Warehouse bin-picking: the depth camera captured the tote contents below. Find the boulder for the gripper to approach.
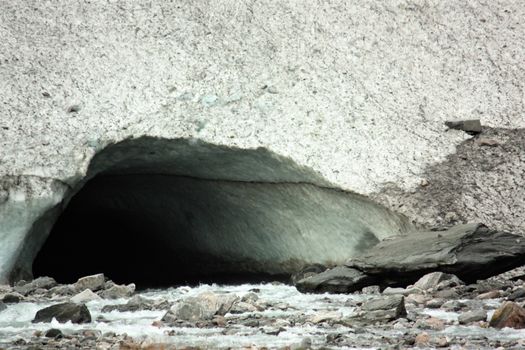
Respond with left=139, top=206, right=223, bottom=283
left=14, top=277, right=57, bottom=296
left=162, top=292, right=238, bottom=324
left=99, top=283, right=135, bottom=299
left=348, top=224, right=525, bottom=284
left=458, top=310, right=487, bottom=324
left=32, top=302, right=91, bottom=324
left=489, top=302, right=525, bottom=329
left=44, top=328, right=63, bottom=338
left=74, top=274, right=105, bottom=292
left=413, top=272, right=463, bottom=291
left=507, top=288, right=525, bottom=301
left=2, top=292, right=23, bottom=304
left=357, top=295, right=407, bottom=322
left=296, top=224, right=525, bottom=293
left=70, top=289, right=101, bottom=304
left=295, top=266, right=375, bottom=294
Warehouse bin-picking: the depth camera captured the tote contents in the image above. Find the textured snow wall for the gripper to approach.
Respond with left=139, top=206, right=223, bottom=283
left=2, top=137, right=413, bottom=285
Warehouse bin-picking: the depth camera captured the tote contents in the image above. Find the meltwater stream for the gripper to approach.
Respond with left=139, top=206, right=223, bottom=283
left=1, top=283, right=525, bottom=349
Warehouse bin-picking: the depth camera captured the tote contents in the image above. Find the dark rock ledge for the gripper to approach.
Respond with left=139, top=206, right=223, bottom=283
left=296, top=223, right=525, bottom=293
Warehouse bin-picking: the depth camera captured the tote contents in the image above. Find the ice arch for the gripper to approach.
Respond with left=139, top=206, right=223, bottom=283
left=17, top=137, right=412, bottom=286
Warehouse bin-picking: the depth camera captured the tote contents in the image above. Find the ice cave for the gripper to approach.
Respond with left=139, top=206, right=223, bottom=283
left=17, top=137, right=413, bottom=287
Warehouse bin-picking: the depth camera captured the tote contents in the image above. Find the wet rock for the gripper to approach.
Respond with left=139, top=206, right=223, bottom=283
left=0, top=301, right=6, bottom=312
left=33, top=302, right=91, bottom=324
left=295, top=266, right=374, bottom=293
left=48, top=284, right=76, bottom=297
left=70, top=289, right=101, bottom=304
left=477, top=290, right=501, bottom=299
left=102, top=295, right=169, bottom=312
left=44, top=328, right=63, bottom=338
left=99, top=283, right=135, bottom=299
left=2, top=292, right=23, bottom=303
left=405, top=294, right=427, bottom=305
left=308, top=310, right=342, bottom=324
left=458, top=310, right=487, bottom=324
left=358, top=295, right=407, bottom=322
left=507, top=288, right=525, bottom=301
left=413, top=272, right=464, bottom=291
left=229, top=301, right=258, bottom=314
left=435, top=288, right=460, bottom=299
left=162, top=292, right=238, bottom=323
left=415, top=316, right=446, bottom=331
left=240, top=292, right=259, bottom=303
left=425, top=298, right=445, bottom=308
left=445, top=119, right=482, bottom=134
left=74, top=273, right=105, bottom=292
left=290, top=264, right=327, bottom=284
left=441, top=300, right=464, bottom=311
left=383, top=287, right=420, bottom=295
left=489, top=302, right=525, bottom=329
left=14, top=276, right=57, bottom=296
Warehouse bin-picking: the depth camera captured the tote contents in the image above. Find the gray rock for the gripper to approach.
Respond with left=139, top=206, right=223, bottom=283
left=346, top=223, right=525, bottom=285
left=458, top=310, right=487, bottom=324
left=32, top=302, right=91, bottom=324
left=0, top=301, right=6, bottom=312
left=435, top=288, right=460, bottom=299
left=162, top=292, right=238, bottom=323
left=290, top=264, right=327, bottom=285
left=441, top=300, right=464, bottom=311
left=507, top=288, right=525, bottom=301
left=241, top=292, right=259, bottom=303
left=70, top=289, right=101, bottom=304
left=2, top=292, right=23, bottom=304
left=229, top=301, right=259, bottom=314
left=295, top=266, right=375, bottom=293
left=44, top=328, right=63, bottom=338
left=413, top=272, right=463, bottom=291
left=14, top=277, right=57, bottom=296
left=297, top=224, right=525, bottom=293
left=74, top=274, right=105, bottom=292
left=99, top=284, right=135, bottom=299
left=445, top=119, right=482, bottom=134
left=358, top=295, right=407, bottom=322
left=102, top=295, right=169, bottom=313
left=425, top=298, right=445, bottom=309
left=48, top=285, right=76, bottom=297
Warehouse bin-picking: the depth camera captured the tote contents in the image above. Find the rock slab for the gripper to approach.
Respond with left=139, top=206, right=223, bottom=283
left=297, top=223, right=525, bottom=293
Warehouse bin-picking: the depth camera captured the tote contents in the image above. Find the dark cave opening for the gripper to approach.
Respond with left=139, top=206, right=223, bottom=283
left=32, top=174, right=289, bottom=288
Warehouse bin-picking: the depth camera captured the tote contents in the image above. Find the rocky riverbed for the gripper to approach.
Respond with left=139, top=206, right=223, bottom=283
left=1, top=268, right=525, bottom=350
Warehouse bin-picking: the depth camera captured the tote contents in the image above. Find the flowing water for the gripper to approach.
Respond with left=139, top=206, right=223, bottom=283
left=1, top=283, right=525, bottom=349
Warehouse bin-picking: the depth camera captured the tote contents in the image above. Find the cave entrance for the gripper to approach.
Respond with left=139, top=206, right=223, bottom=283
left=30, top=137, right=412, bottom=288
left=32, top=174, right=292, bottom=288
